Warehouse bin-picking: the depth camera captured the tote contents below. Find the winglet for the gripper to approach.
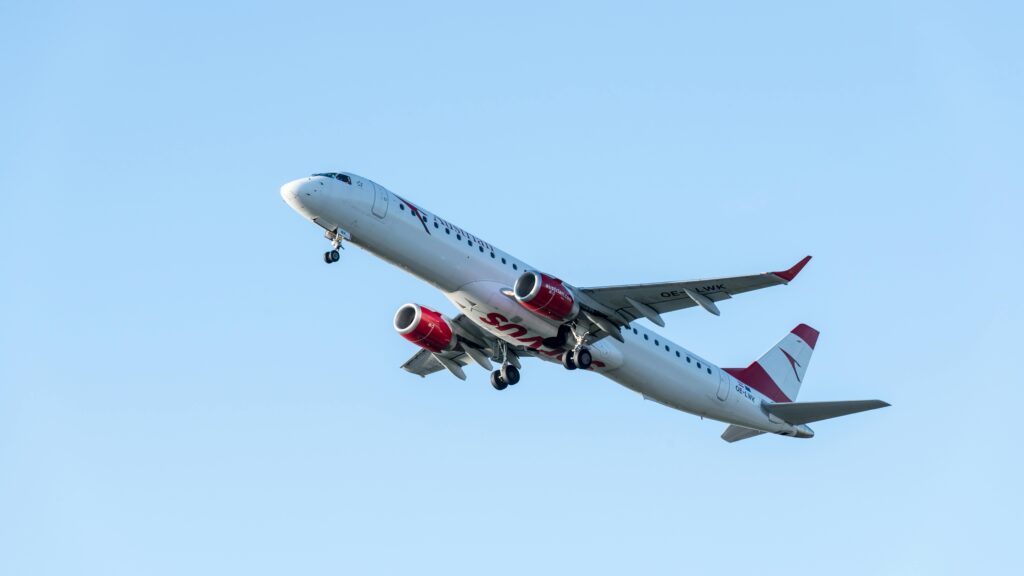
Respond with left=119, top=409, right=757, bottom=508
left=773, top=255, right=812, bottom=283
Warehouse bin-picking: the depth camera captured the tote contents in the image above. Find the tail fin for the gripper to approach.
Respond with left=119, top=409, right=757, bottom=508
left=724, top=324, right=819, bottom=403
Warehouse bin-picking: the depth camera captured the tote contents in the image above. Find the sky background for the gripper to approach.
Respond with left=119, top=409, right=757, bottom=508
left=2, top=1, right=1022, bottom=574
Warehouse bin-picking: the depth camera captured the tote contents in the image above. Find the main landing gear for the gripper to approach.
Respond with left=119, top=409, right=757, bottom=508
left=561, top=346, right=593, bottom=371
left=323, top=229, right=344, bottom=264
left=560, top=323, right=593, bottom=371
left=490, top=363, right=520, bottom=391
left=490, top=342, right=521, bottom=391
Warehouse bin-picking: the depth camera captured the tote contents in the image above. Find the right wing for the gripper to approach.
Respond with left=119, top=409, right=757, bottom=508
left=579, top=256, right=812, bottom=327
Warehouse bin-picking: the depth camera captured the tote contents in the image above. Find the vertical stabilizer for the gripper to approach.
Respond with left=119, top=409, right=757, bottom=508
left=724, top=324, right=818, bottom=402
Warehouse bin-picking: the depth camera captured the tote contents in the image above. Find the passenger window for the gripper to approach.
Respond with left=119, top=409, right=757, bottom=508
left=643, top=334, right=649, bottom=341
left=697, top=362, right=702, bottom=369
left=633, top=328, right=638, bottom=334
left=399, top=204, right=406, bottom=210
left=665, top=345, right=669, bottom=352
left=654, top=339, right=659, bottom=346
left=434, top=222, right=439, bottom=228
left=675, top=351, right=680, bottom=357
left=513, top=263, right=518, bottom=270
left=445, top=228, right=450, bottom=234
left=457, top=234, right=462, bottom=240
left=707, top=367, right=712, bottom=374
left=490, top=252, right=495, bottom=258
left=468, top=240, right=473, bottom=246
left=501, top=257, right=506, bottom=264
left=479, top=246, right=484, bottom=253
left=686, top=357, right=691, bottom=363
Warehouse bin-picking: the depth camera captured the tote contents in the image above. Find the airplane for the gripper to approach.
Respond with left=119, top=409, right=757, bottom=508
left=280, top=172, right=889, bottom=442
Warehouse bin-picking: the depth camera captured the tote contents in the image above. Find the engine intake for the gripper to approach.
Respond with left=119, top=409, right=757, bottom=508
left=394, top=303, right=456, bottom=353
left=513, top=271, right=579, bottom=322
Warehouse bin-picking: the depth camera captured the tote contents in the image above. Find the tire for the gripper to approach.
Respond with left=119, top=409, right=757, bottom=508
left=501, top=364, right=520, bottom=385
left=324, top=251, right=333, bottom=264
left=574, top=347, right=593, bottom=370
left=490, top=371, right=508, bottom=390
left=330, top=249, right=341, bottom=262
left=562, top=353, right=577, bottom=371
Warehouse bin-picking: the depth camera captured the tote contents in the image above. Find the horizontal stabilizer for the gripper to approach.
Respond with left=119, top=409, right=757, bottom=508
left=721, top=425, right=766, bottom=443
left=764, top=400, right=890, bottom=425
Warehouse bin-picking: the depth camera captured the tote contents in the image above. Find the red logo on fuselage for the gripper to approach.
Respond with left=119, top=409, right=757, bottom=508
left=479, top=312, right=605, bottom=368
left=395, top=194, right=432, bottom=235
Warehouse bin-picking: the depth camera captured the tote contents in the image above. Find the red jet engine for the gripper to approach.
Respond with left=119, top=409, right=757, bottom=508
left=393, top=303, right=457, bottom=353
left=513, top=271, right=580, bottom=322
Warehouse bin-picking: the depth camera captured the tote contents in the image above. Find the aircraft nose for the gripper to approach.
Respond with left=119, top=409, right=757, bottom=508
left=280, top=177, right=316, bottom=216
left=280, top=178, right=304, bottom=205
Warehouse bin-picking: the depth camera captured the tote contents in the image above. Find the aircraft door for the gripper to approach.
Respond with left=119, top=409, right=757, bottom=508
left=371, top=183, right=389, bottom=218
left=716, top=370, right=730, bottom=401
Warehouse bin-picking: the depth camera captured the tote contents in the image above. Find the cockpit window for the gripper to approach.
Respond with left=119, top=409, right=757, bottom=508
left=312, top=173, right=352, bottom=184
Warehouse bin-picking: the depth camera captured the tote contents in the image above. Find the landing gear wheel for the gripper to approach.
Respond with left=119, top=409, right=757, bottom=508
left=573, top=347, right=593, bottom=370
left=501, top=364, right=520, bottom=385
left=324, top=251, right=333, bottom=264
left=562, top=353, right=577, bottom=371
left=490, top=370, right=508, bottom=391
left=323, top=250, right=340, bottom=264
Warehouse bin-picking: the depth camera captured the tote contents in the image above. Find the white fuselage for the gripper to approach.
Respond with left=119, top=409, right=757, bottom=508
left=281, top=173, right=809, bottom=437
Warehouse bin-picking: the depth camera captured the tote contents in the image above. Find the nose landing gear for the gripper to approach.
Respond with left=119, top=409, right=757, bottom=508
left=322, top=228, right=345, bottom=264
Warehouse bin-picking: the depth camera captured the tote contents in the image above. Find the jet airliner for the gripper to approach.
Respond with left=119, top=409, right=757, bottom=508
left=281, top=172, right=888, bottom=442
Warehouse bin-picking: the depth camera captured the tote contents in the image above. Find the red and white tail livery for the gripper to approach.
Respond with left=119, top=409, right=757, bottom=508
left=724, top=324, right=819, bottom=404
left=281, top=172, right=889, bottom=442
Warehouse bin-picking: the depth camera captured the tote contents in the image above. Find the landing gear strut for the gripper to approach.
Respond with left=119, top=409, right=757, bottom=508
left=323, top=229, right=344, bottom=264
left=561, top=323, right=593, bottom=371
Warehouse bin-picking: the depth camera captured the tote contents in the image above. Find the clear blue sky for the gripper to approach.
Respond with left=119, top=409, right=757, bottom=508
left=2, top=1, right=1022, bottom=574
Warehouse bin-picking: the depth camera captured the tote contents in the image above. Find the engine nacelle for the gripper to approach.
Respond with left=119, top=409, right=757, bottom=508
left=393, top=303, right=456, bottom=353
left=513, top=271, right=579, bottom=322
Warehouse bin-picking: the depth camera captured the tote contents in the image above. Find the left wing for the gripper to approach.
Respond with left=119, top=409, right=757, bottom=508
left=399, top=313, right=523, bottom=379
left=400, top=348, right=469, bottom=378
left=579, top=256, right=811, bottom=327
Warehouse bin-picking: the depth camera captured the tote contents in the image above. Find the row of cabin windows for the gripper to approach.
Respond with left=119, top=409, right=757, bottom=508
left=398, top=202, right=520, bottom=270
left=632, top=327, right=713, bottom=375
